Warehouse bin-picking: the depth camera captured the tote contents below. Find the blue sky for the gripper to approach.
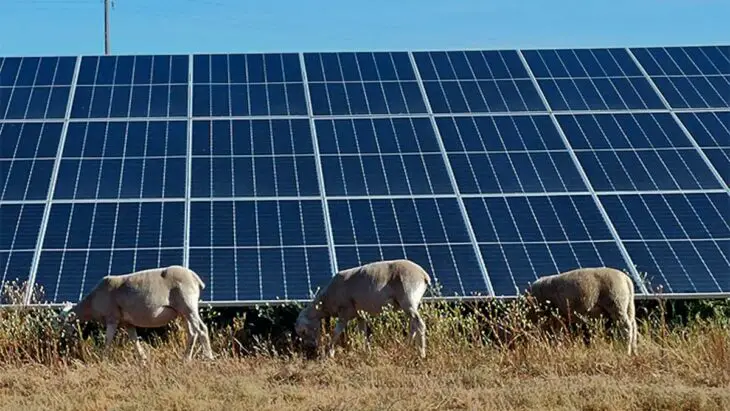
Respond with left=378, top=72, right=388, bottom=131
left=1, top=0, right=728, bottom=56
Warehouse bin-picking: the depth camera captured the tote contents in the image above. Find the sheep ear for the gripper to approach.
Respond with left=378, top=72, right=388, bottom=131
left=59, top=302, right=73, bottom=318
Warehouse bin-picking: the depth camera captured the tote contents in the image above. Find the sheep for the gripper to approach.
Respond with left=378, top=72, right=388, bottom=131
left=59, top=265, right=214, bottom=361
left=295, top=259, right=431, bottom=359
left=525, top=266, right=638, bottom=355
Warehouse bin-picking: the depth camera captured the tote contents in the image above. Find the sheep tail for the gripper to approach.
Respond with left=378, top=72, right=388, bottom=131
left=422, top=268, right=432, bottom=285
left=191, top=269, right=206, bottom=291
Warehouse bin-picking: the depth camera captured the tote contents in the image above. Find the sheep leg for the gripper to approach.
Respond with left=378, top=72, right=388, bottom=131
left=183, top=316, right=198, bottom=361
left=103, top=321, right=118, bottom=355
left=173, top=287, right=215, bottom=361
left=328, top=318, right=349, bottom=358
left=125, top=326, right=147, bottom=362
left=407, top=308, right=426, bottom=359
left=357, top=316, right=371, bottom=342
left=187, top=310, right=214, bottom=360
left=617, top=312, right=635, bottom=355
left=194, top=313, right=214, bottom=360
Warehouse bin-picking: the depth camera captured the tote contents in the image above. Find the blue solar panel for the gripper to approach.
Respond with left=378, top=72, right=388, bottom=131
left=304, top=52, right=427, bottom=115
left=676, top=111, right=729, bottom=186
left=413, top=50, right=545, bottom=113
left=0, top=204, right=45, bottom=296
left=599, top=193, right=729, bottom=293
left=54, top=120, right=187, bottom=199
left=0, top=57, right=75, bottom=120
left=556, top=112, right=724, bottom=191
left=193, top=53, right=307, bottom=117
left=522, top=48, right=665, bottom=111
left=2, top=46, right=728, bottom=306
left=315, top=117, right=453, bottom=195
left=191, top=119, right=319, bottom=197
left=71, top=55, right=188, bottom=118
left=188, top=200, right=332, bottom=301
left=631, top=46, right=730, bottom=109
left=435, top=115, right=587, bottom=193
left=0, top=122, right=63, bottom=201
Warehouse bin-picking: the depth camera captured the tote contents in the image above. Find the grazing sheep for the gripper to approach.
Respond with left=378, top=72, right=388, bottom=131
left=526, top=267, right=638, bottom=355
left=59, top=265, right=214, bottom=361
left=295, top=259, right=431, bottom=359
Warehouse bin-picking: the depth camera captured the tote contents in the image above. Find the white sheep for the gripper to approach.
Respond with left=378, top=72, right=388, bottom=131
left=295, top=259, right=431, bottom=359
left=526, top=266, right=638, bottom=355
left=59, top=265, right=214, bottom=361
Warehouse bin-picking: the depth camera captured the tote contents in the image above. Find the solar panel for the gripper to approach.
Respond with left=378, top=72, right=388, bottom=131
left=304, top=52, right=427, bottom=115
left=0, top=57, right=75, bottom=120
left=556, top=112, right=724, bottom=191
left=71, top=55, right=189, bottom=118
left=0, top=45, right=727, bottom=306
left=190, top=119, right=319, bottom=197
left=521, top=48, right=665, bottom=111
left=435, top=115, right=586, bottom=193
left=193, top=53, right=307, bottom=116
left=0, top=122, right=63, bottom=201
left=630, top=46, right=730, bottom=109
left=316, top=117, right=453, bottom=196
left=0, top=204, right=45, bottom=298
left=675, top=111, right=730, bottom=186
left=412, top=50, right=545, bottom=113
left=54, top=120, right=187, bottom=199
left=599, top=193, right=729, bottom=293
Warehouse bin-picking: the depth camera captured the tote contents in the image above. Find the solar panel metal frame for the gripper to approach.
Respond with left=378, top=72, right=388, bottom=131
left=0, top=45, right=727, bottom=307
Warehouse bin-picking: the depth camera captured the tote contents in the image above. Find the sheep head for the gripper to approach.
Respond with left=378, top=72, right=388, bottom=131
left=295, top=289, right=326, bottom=348
left=295, top=305, right=322, bottom=346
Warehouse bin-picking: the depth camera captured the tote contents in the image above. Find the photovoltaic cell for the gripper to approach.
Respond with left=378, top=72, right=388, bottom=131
left=631, top=46, right=730, bottom=109
left=522, top=48, right=665, bottom=111
left=0, top=121, right=62, bottom=201
left=191, top=119, right=319, bottom=197
left=556, top=112, right=724, bottom=191
left=315, top=117, right=453, bottom=195
left=0, top=57, right=75, bottom=120
left=54, top=121, right=187, bottom=199
left=192, top=53, right=307, bottom=116
left=676, top=111, right=730, bottom=186
left=413, top=50, right=545, bottom=113
left=435, top=115, right=586, bottom=193
left=463, top=195, right=632, bottom=296
left=71, top=55, right=189, bottom=118
left=304, top=52, right=427, bottom=115
left=188, top=200, right=332, bottom=301
left=600, top=193, right=730, bottom=293
left=35, top=201, right=185, bottom=302
left=0, top=204, right=45, bottom=299
left=327, top=197, right=488, bottom=297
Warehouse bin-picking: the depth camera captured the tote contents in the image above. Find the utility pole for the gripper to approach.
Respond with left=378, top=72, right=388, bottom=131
left=104, top=0, right=111, bottom=55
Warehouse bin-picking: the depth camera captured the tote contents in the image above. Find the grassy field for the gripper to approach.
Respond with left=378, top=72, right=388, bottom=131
left=0, top=281, right=728, bottom=411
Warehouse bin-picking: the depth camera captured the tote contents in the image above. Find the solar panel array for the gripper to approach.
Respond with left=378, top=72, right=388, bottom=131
left=0, top=45, right=728, bottom=306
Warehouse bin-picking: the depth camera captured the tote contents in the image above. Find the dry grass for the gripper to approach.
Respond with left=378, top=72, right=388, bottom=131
left=0, top=280, right=728, bottom=411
